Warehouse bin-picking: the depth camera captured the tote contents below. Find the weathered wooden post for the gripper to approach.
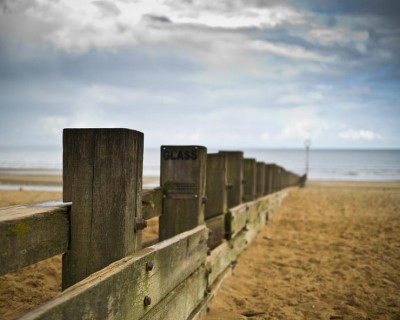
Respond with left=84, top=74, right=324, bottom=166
left=205, top=153, right=227, bottom=219
left=243, top=158, right=256, bottom=202
left=219, top=151, right=244, bottom=208
left=205, top=153, right=227, bottom=249
left=159, top=145, right=207, bottom=241
left=255, top=162, right=265, bottom=198
left=62, top=128, right=144, bottom=289
left=271, top=164, right=278, bottom=193
left=276, top=166, right=283, bottom=191
left=264, top=164, right=273, bottom=195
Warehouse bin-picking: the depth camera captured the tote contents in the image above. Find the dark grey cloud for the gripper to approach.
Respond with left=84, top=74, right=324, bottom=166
left=93, top=1, right=121, bottom=17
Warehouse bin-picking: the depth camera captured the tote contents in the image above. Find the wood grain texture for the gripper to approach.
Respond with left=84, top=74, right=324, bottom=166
left=0, top=201, right=69, bottom=276
left=206, top=241, right=231, bottom=287
left=205, top=214, right=225, bottom=250
left=219, top=151, right=243, bottom=209
left=62, top=128, right=144, bottom=289
left=0, top=187, right=162, bottom=276
left=243, top=158, right=256, bottom=202
left=225, top=203, right=248, bottom=240
left=159, top=146, right=207, bottom=241
left=189, top=267, right=232, bottom=320
left=204, top=153, right=227, bottom=219
left=255, top=161, right=265, bottom=197
left=264, top=163, right=274, bottom=195
left=142, top=188, right=162, bottom=220
left=141, top=266, right=207, bottom=320
left=20, top=226, right=208, bottom=320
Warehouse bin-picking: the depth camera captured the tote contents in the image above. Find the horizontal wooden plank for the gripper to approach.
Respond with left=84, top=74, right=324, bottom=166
left=0, top=187, right=161, bottom=275
left=205, top=214, right=225, bottom=250
left=0, top=201, right=70, bottom=276
left=256, top=193, right=272, bottom=214
left=225, top=203, right=248, bottom=240
left=20, top=225, right=208, bottom=320
left=142, top=188, right=162, bottom=220
left=141, top=266, right=207, bottom=320
left=246, top=200, right=259, bottom=224
left=189, top=266, right=233, bottom=320
left=206, top=241, right=231, bottom=286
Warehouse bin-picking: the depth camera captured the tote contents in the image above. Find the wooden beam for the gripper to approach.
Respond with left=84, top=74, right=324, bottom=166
left=62, top=128, right=144, bottom=289
left=189, top=266, right=232, bottom=320
left=204, top=153, right=227, bottom=219
left=219, top=151, right=243, bottom=208
left=264, top=164, right=274, bottom=195
left=0, top=186, right=161, bottom=276
left=225, top=203, right=248, bottom=240
left=159, top=145, right=207, bottom=241
left=206, top=241, right=231, bottom=286
left=0, top=201, right=69, bottom=276
left=141, top=266, right=207, bottom=320
left=142, top=188, right=162, bottom=220
left=20, top=226, right=208, bottom=320
left=255, top=161, right=265, bottom=197
left=243, top=158, right=256, bottom=202
left=205, top=214, right=225, bottom=250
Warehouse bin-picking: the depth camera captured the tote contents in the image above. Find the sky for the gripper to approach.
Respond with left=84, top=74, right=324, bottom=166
left=0, top=0, right=399, bottom=149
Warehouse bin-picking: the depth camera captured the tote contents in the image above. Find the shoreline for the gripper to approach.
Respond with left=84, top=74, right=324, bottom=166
left=0, top=171, right=160, bottom=190
left=1, top=171, right=398, bottom=189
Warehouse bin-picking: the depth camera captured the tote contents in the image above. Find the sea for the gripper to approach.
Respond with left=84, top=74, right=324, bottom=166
left=0, top=146, right=399, bottom=190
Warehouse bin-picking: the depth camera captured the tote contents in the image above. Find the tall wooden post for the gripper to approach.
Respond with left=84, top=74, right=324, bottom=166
left=255, top=161, right=265, bottom=198
left=62, top=128, right=143, bottom=289
left=276, top=166, right=282, bottom=191
left=205, top=153, right=227, bottom=219
left=271, top=164, right=277, bottom=193
left=264, top=164, right=273, bottom=195
left=219, top=151, right=243, bottom=208
left=243, top=158, right=256, bottom=202
left=159, top=145, right=207, bottom=241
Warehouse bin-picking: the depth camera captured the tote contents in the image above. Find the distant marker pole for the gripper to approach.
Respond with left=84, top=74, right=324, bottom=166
left=304, top=139, right=311, bottom=177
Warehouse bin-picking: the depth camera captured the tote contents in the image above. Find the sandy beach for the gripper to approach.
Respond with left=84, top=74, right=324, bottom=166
left=205, top=181, right=400, bottom=320
left=1, top=180, right=399, bottom=319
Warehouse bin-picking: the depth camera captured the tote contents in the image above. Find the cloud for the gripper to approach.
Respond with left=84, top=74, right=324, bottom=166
left=249, top=39, right=331, bottom=61
left=278, top=106, right=328, bottom=141
left=339, top=129, right=381, bottom=141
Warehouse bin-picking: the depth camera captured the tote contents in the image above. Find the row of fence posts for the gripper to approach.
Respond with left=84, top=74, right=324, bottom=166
left=61, top=129, right=302, bottom=290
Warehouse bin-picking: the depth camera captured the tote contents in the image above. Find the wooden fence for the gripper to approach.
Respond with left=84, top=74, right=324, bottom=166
left=0, top=128, right=304, bottom=320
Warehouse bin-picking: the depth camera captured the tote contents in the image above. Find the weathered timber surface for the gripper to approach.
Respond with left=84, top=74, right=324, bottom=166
left=0, top=201, right=69, bottom=276
left=20, top=226, right=208, bottom=320
left=243, top=158, right=256, bottom=202
left=255, top=161, right=265, bottom=197
left=225, top=203, right=248, bottom=240
left=219, top=151, right=243, bottom=208
left=264, top=164, right=274, bottom=195
left=256, top=193, right=272, bottom=215
left=142, top=188, right=162, bottom=219
left=141, top=266, right=207, bottom=320
left=159, top=145, right=207, bottom=240
left=205, top=153, right=227, bottom=219
left=246, top=200, right=260, bottom=225
left=62, top=128, right=144, bottom=289
left=205, top=214, right=225, bottom=250
left=189, top=267, right=232, bottom=320
left=206, top=241, right=231, bottom=286
left=0, top=187, right=161, bottom=276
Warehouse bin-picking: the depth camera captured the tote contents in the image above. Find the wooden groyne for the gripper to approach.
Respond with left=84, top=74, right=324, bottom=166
left=0, top=128, right=304, bottom=319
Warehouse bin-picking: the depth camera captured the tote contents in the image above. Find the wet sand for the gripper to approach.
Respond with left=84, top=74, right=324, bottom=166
left=1, top=180, right=399, bottom=319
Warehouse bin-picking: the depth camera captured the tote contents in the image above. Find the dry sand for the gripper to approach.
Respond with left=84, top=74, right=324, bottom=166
left=1, top=181, right=399, bottom=319
left=205, top=182, right=400, bottom=320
